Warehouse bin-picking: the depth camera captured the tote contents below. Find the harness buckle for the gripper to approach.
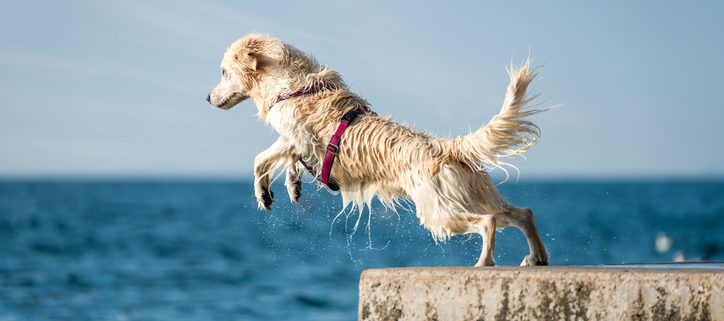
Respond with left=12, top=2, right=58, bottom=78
left=341, top=109, right=361, bottom=122
left=327, top=143, right=338, bottom=155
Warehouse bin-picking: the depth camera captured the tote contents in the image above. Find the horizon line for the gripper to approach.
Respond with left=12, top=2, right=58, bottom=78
left=1, top=173, right=723, bottom=183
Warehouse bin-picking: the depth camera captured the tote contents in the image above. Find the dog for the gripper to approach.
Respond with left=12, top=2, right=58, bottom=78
left=207, top=34, right=548, bottom=266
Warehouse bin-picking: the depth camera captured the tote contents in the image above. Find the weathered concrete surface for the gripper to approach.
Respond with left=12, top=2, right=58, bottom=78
left=359, top=265, right=723, bottom=321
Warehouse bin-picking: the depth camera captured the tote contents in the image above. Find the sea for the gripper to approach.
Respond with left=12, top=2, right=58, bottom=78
left=1, top=179, right=722, bottom=320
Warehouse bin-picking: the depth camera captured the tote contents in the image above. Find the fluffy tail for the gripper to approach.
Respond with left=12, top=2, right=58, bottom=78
left=447, top=59, right=546, bottom=179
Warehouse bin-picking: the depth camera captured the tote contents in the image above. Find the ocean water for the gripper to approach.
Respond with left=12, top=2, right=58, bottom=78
left=0, top=179, right=722, bottom=320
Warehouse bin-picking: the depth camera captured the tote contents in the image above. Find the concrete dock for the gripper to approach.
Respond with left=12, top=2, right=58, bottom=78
left=358, top=263, right=723, bottom=321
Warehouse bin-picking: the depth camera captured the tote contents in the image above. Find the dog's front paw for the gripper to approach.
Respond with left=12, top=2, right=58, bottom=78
left=286, top=179, right=301, bottom=203
left=257, top=189, right=274, bottom=210
left=255, top=183, right=274, bottom=210
left=285, top=165, right=303, bottom=203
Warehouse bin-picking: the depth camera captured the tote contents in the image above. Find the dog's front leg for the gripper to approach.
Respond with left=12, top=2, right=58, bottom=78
left=285, top=161, right=303, bottom=203
left=253, top=137, right=292, bottom=210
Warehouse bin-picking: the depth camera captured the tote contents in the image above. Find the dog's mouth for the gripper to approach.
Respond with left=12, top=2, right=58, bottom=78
left=216, top=92, right=249, bottom=110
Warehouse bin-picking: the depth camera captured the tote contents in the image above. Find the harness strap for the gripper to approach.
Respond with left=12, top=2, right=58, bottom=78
left=269, top=83, right=334, bottom=110
left=299, top=108, right=371, bottom=191
left=270, top=84, right=372, bottom=190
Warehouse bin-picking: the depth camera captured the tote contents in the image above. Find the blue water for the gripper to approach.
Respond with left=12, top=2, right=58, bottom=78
left=1, top=179, right=722, bottom=320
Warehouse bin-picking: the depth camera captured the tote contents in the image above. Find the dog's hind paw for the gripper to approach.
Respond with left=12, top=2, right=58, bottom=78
left=520, top=255, right=548, bottom=266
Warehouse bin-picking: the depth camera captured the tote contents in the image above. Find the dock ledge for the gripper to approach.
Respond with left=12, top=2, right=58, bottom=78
left=358, top=263, right=723, bottom=321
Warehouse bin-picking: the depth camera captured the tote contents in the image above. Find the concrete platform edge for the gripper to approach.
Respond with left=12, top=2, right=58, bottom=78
left=358, top=266, right=723, bottom=321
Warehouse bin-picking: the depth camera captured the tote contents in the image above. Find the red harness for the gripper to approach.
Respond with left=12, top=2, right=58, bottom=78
left=268, top=83, right=334, bottom=110
left=269, top=86, right=373, bottom=191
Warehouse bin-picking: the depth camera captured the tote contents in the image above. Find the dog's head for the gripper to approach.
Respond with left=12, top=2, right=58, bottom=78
left=207, top=34, right=280, bottom=110
left=207, top=34, right=324, bottom=113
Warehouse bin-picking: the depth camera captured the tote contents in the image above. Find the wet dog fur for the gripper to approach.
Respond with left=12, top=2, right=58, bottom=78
left=207, top=34, right=548, bottom=266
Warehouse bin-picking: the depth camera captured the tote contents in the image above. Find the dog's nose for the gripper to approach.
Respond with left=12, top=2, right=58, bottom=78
left=206, top=94, right=211, bottom=103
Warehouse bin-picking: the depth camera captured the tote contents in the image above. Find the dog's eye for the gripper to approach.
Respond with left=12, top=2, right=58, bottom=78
left=222, top=70, right=227, bottom=77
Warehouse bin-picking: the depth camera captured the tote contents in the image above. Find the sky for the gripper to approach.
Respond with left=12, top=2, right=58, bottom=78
left=1, top=0, right=723, bottom=180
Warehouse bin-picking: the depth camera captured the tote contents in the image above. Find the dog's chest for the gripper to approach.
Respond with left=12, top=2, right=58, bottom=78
left=266, top=105, right=317, bottom=154
left=266, top=106, right=296, bottom=135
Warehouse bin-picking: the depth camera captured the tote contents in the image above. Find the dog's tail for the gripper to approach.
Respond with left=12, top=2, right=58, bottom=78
left=444, top=59, right=546, bottom=179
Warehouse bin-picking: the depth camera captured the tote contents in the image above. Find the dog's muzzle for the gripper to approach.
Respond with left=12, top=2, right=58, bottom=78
left=207, top=91, right=249, bottom=110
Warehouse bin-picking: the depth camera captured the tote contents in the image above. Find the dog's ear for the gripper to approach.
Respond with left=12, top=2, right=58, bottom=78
left=233, top=51, right=261, bottom=92
left=237, top=52, right=259, bottom=71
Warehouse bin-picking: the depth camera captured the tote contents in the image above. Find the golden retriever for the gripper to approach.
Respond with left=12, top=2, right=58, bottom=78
left=207, top=33, right=548, bottom=266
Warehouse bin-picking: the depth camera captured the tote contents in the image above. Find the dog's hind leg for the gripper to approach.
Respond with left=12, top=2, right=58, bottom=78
left=507, top=207, right=548, bottom=266
left=471, top=215, right=496, bottom=267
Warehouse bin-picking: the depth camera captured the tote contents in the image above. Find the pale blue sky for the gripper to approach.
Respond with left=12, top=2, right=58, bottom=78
left=1, top=1, right=723, bottom=179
